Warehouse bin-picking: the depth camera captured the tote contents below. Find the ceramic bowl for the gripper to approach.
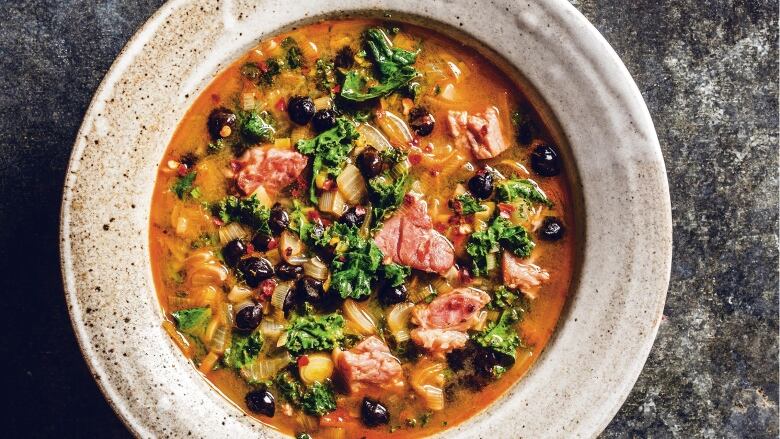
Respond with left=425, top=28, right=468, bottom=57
left=61, top=0, right=672, bottom=437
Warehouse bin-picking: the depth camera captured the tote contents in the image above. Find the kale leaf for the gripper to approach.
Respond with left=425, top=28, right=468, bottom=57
left=275, top=371, right=337, bottom=417
left=282, top=37, right=303, bottom=68
left=296, top=118, right=360, bottom=203
left=326, top=224, right=384, bottom=299
left=368, top=147, right=409, bottom=224
left=340, top=28, right=420, bottom=102
left=241, top=111, right=275, bottom=144
left=466, top=217, right=534, bottom=276
left=284, top=313, right=345, bottom=355
left=473, top=308, right=522, bottom=359
left=495, top=178, right=552, bottom=206
left=171, top=307, right=211, bottom=338
left=213, top=195, right=271, bottom=234
left=488, top=286, right=520, bottom=311
left=222, top=330, right=264, bottom=369
left=452, top=193, right=487, bottom=216
left=171, top=171, right=198, bottom=199
left=381, top=263, right=411, bottom=287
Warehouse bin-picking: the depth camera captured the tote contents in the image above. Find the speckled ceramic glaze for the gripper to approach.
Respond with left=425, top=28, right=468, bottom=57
left=60, top=0, right=671, bottom=437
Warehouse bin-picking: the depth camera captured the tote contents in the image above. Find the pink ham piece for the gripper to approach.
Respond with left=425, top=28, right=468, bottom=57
left=234, top=147, right=308, bottom=196
left=335, top=336, right=404, bottom=393
left=502, top=251, right=550, bottom=299
left=373, top=195, right=455, bottom=274
left=447, top=107, right=509, bottom=159
left=410, top=288, right=491, bottom=356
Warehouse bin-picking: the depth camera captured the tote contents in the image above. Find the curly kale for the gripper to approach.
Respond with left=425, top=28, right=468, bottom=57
left=213, top=195, right=271, bottom=235
left=466, top=217, right=534, bottom=276
left=473, top=308, right=522, bottom=359
left=284, top=313, right=345, bottom=355
left=295, top=118, right=360, bottom=203
left=325, top=224, right=384, bottom=300
left=495, top=178, right=552, bottom=206
left=222, top=330, right=264, bottom=370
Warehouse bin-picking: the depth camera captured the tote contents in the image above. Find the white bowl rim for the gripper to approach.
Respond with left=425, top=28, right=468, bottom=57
left=60, top=0, right=672, bottom=437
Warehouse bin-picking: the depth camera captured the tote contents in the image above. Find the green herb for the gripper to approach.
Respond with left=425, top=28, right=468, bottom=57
left=282, top=37, right=303, bottom=68
left=284, top=313, right=345, bottom=355
left=296, top=434, right=313, bottom=439
left=368, top=148, right=409, bottom=224
left=213, top=195, right=271, bottom=234
left=207, top=139, right=225, bottom=154
left=241, top=111, right=275, bottom=144
left=419, top=412, right=433, bottom=427
left=381, top=263, right=411, bottom=287
left=453, top=193, right=487, bottom=215
left=466, top=217, right=534, bottom=276
left=296, top=118, right=360, bottom=203
left=511, top=110, right=536, bottom=145
left=223, top=330, right=264, bottom=369
left=259, top=58, right=282, bottom=85
left=488, top=286, right=520, bottom=311
left=327, top=224, right=384, bottom=299
left=433, top=84, right=441, bottom=96
left=495, top=178, right=552, bottom=206
left=314, top=59, right=336, bottom=93
left=275, top=371, right=337, bottom=417
left=171, top=307, right=211, bottom=338
left=301, top=381, right=337, bottom=416
left=191, top=233, right=218, bottom=249
left=340, top=28, right=420, bottom=102
left=171, top=171, right=198, bottom=199
left=473, top=308, right=522, bottom=359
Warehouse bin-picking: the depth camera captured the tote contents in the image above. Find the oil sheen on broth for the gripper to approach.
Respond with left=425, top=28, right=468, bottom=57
left=150, top=19, right=574, bottom=439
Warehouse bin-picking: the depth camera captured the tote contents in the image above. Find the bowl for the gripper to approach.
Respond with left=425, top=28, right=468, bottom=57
left=60, top=0, right=672, bottom=437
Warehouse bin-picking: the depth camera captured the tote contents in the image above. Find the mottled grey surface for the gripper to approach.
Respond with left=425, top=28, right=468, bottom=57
left=0, top=0, right=776, bottom=438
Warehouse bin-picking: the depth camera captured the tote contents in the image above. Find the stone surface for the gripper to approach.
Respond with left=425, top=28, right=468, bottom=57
left=0, top=0, right=776, bottom=438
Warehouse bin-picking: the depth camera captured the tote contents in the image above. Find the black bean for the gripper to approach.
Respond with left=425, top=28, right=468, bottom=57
left=311, top=109, right=337, bottom=133
left=287, top=96, right=315, bottom=125
left=379, top=284, right=407, bottom=306
left=360, top=397, right=390, bottom=427
left=276, top=263, right=303, bottom=280
left=245, top=389, right=275, bottom=417
left=295, top=276, right=324, bottom=305
left=235, top=304, right=263, bottom=332
left=468, top=170, right=494, bottom=199
left=538, top=216, right=565, bottom=241
left=207, top=107, right=238, bottom=140
left=252, top=233, right=273, bottom=252
left=356, top=146, right=383, bottom=178
left=237, top=257, right=274, bottom=287
left=222, top=239, right=247, bottom=267
left=530, top=144, right=561, bottom=177
left=408, top=106, right=435, bottom=137
left=269, top=204, right=290, bottom=235
left=339, top=206, right=367, bottom=228
left=334, top=46, right=355, bottom=69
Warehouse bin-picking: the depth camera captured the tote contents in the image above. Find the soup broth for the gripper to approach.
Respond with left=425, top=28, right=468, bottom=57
left=150, top=18, right=575, bottom=438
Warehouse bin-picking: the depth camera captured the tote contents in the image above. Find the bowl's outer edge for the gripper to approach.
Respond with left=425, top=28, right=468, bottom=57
left=60, top=0, right=672, bottom=438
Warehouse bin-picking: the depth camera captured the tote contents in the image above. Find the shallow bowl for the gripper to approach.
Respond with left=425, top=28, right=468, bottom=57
left=61, top=0, right=672, bottom=437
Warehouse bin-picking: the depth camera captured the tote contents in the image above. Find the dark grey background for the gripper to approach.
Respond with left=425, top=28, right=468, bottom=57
left=0, top=0, right=777, bottom=437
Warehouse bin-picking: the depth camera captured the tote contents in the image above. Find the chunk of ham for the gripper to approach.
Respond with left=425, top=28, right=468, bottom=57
left=335, top=336, right=404, bottom=393
left=502, top=251, right=550, bottom=299
left=373, top=195, right=455, bottom=274
left=447, top=107, right=509, bottom=159
left=410, top=288, right=491, bottom=356
left=234, top=147, right=308, bottom=196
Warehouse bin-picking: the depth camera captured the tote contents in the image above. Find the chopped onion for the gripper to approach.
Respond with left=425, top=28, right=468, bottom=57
left=259, top=320, right=285, bottom=338
left=303, top=257, right=329, bottom=281
left=319, top=189, right=346, bottom=217
left=250, top=185, right=274, bottom=208
left=410, top=358, right=446, bottom=411
left=240, top=352, right=292, bottom=382
left=209, top=324, right=231, bottom=354
left=376, top=110, right=413, bottom=146
left=279, top=231, right=304, bottom=263
left=342, top=299, right=378, bottom=335
left=356, top=123, right=392, bottom=151
left=440, top=83, right=457, bottom=101
left=241, top=92, right=256, bottom=110
left=218, top=222, right=249, bottom=245
left=386, top=302, right=414, bottom=342
left=227, top=285, right=253, bottom=303
left=336, top=164, right=368, bottom=204
left=313, top=96, right=332, bottom=110
left=270, top=281, right=293, bottom=311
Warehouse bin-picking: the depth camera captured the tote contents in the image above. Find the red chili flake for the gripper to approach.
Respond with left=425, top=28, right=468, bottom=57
left=259, top=278, right=277, bottom=298
left=408, top=153, right=422, bottom=165
left=267, top=238, right=278, bottom=250
left=297, top=355, right=310, bottom=367
left=213, top=218, right=224, bottom=226
left=258, top=60, right=269, bottom=73
left=322, top=179, right=335, bottom=191
left=429, top=170, right=440, bottom=177
left=423, top=142, right=434, bottom=153
left=210, top=93, right=221, bottom=104
left=497, top=203, right=515, bottom=218
left=275, top=97, right=286, bottom=112
left=331, top=84, right=341, bottom=94
left=245, top=242, right=255, bottom=254
left=177, top=164, right=189, bottom=176
left=458, top=267, right=473, bottom=285
left=409, top=138, right=420, bottom=148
